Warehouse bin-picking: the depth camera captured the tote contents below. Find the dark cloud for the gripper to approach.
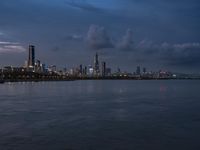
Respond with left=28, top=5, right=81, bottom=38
left=161, top=43, right=200, bottom=66
left=117, top=29, right=134, bottom=51
left=0, top=0, right=200, bottom=72
left=65, top=0, right=105, bottom=13
left=135, top=41, right=200, bottom=66
left=86, top=25, right=114, bottom=50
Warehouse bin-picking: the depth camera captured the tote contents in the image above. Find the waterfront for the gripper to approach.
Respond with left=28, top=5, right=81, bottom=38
left=0, top=80, right=200, bottom=150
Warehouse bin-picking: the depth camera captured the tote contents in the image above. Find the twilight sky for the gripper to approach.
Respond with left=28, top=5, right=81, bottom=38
left=0, top=0, right=200, bottom=73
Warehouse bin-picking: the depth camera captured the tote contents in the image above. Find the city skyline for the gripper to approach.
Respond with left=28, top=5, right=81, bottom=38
left=1, top=44, right=184, bottom=82
left=1, top=44, right=199, bottom=75
left=1, top=44, right=174, bottom=76
left=0, top=0, right=200, bottom=73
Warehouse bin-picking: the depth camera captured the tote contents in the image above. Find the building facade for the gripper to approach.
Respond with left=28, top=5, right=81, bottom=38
left=28, top=45, right=35, bottom=67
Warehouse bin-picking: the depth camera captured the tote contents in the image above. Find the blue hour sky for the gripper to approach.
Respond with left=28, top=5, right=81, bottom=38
left=0, top=0, right=200, bottom=73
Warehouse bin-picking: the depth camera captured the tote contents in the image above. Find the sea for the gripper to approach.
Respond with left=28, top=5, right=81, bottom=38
left=0, top=80, right=200, bottom=150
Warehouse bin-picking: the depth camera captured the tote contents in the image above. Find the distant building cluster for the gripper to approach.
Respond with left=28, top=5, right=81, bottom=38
left=1, top=45, right=112, bottom=77
left=64, top=52, right=112, bottom=77
left=2, top=44, right=195, bottom=80
left=23, top=45, right=46, bottom=73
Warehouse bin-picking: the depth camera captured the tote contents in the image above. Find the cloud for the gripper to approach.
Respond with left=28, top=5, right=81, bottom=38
left=86, top=24, right=114, bottom=50
left=117, top=29, right=134, bottom=51
left=164, top=42, right=200, bottom=66
left=135, top=40, right=200, bottom=66
left=65, top=0, right=104, bottom=13
left=0, top=41, right=26, bottom=53
left=137, top=40, right=154, bottom=49
left=64, top=34, right=83, bottom=41
left=173, top=43, right=200, bottom=50
left=0, top=41, right=19, bottom=45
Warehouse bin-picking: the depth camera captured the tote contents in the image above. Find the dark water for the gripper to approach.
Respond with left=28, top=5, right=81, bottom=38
left=0, top=80, right=200, bottom=150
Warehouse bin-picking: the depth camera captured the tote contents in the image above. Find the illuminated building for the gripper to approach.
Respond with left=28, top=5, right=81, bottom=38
left=34, top=60, right=41, bottom=72
left=40, top=64, right=46, bottom=73
left=48, top=65, right=57, bottom=72
left=88, top=65, right=94, bottom=76
left=24, top=60, right=28, bottom=68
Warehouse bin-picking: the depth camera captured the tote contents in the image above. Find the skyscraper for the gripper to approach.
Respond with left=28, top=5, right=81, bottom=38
left=88, top=65, right=94, bottom=76
left=79, top=64, right=83, bottom=75
left=35, top=60, right=41, bottom=72
left=94, top=52, right=99, bottom=75
left=28, top=45, right=35, bottom=67
left=83, top=66, right=87, bottom=75
left=106, top=68, right=111, bottom=76
left=136, top=66, right=141, bottom=75
left=143, top=67, right=147, bottom=74
left=101, top=61, right=106, bottom=77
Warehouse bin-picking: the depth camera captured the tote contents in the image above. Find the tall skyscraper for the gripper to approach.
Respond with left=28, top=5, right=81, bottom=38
left=94, top=52, right=99, bottom=75
left=143, top=67, right=147, bottom=74
left=84, top=66, right=87, bottom=75
left=117, top=68, right=121, bottom=73
left=35, top=60, right=41, bottom=72
left=79, top=64, right=83, bottom=75
left=28, top=45, right=35, bottom=67
left=106, top=68, right=111, bottom=76
left=101, top=61, right=106, bottom=77
left=88, top=65, right=94, bottom=76
left=136, top=66, right=141, bottom=75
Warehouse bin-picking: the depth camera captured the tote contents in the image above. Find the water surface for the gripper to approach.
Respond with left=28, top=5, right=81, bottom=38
left=0, top=80, right=200, bottom=150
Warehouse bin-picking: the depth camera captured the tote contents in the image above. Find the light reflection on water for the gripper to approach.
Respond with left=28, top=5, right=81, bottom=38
left=0, top=80, right=200, bottom=150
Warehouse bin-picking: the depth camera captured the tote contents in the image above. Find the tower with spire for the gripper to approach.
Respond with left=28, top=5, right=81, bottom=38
left=94, top=52, right=100, bottom=75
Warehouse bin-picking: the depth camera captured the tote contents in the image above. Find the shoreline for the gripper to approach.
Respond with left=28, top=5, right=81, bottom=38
left=1, top=77, right=200, bottom=83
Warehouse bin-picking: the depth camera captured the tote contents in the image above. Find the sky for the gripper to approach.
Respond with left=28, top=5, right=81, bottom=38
left=0, top=0, right=200, bottom=73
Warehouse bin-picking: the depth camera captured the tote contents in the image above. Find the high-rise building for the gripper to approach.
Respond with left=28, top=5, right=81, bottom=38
left=34, top=60, right=41, bottom=72
left=88, top=65, right=94, bottom=76
left=24, top=60, right=28, bottom=68
left=79, top=64, right=83, bottom=75
left=136, top=66, right=141, bottom=75
left=28, top=45, right=35, bottom=67
left=83, top=66, right=87, bottom=75
left=106, top=68, right=111, bottom=76
left=101, top=61, right=106, bottom=77
left=35, top=60, right=40, bottom=67
left=48, top=65, right=57, bottom=72
left=117, top=68, right=121, bottom=73
left=94, top=52, right=99, bottom=75
left=40, top=63, right=46, bottom=73
left=143, top=67, right=147, bottom=74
